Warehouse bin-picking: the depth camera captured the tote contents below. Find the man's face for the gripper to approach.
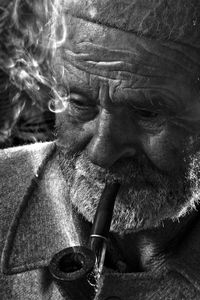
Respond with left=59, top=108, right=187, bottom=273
left=55, top=17, right=200, bottom=233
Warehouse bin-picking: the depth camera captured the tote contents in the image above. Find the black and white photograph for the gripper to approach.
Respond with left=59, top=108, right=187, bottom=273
left=0, top=1, right=200, bottom=299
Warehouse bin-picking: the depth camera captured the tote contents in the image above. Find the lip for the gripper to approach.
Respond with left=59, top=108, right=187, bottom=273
left=74, top=167, right=157, bottom=192
left=74, top=154, right=164, bottom=191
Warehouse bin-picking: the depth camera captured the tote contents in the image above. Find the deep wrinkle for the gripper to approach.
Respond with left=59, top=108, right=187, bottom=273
left=60, top=60, right=180, bottom=109
left=55, top=48, right=200, bottom=128
left=59, top=60, right=197, bottom=125
left=63, top=48, right=185, bottom=80
left=63, top=35, right=200, bottom=78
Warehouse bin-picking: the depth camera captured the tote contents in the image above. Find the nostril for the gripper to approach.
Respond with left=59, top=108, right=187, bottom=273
left=86, top=137, right=118, bottom=168
left=87, top=151, right=115, bottom=169
left=122, top=148, right=137, bottom=158
left=87, top=139, right=137, bottom=169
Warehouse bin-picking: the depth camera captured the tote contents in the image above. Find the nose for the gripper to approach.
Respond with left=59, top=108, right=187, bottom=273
left=86, top=108, right=137, bottom=168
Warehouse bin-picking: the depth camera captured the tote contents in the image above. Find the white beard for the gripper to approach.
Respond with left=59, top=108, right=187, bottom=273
left=59, top=148, right=200, bottom=234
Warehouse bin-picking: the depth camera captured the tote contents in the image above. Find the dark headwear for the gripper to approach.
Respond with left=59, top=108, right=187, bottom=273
left=64, top=0, right=200, bottom=48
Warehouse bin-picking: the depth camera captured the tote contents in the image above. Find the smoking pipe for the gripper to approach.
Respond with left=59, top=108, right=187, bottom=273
left=49, top=181, right=120, bottom=300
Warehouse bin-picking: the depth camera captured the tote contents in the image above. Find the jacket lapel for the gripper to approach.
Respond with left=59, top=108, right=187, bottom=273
left=1, top=141, right=90, bottom=275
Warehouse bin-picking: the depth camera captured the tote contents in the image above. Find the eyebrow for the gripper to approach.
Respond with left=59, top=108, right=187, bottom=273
left=68, top=84, right=176, bottom=115
left=61, top=59, right=182, bottom=112
left=111, top=87, right=181, bottom=114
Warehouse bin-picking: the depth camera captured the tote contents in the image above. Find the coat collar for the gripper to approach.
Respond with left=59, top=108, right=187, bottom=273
left=1, top=141, right=90, bottom=275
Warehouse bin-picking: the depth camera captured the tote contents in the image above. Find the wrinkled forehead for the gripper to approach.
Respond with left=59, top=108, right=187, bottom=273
left=59, top=15, right=200, bottom=87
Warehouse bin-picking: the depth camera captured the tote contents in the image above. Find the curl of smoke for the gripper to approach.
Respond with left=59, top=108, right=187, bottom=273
left=2, top=0, right=200, bottom=123
left=0, top=0, right=69, bottom=124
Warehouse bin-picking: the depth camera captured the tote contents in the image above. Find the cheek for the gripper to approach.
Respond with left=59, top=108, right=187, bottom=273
left=142, top=125, right=189, bottom=173
left=56, top=111, right=95, bottom=150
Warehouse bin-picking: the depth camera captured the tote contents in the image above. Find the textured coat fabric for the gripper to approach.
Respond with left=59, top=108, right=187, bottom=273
left=1, top=141, right=200, bottom=299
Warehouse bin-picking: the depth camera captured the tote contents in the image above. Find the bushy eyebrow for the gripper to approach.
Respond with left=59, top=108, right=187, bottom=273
left=111, top=89, right=178, bottom=114
left=67, top=82, right=177, bottom=115
left=107, top=77, right=182, bottom=110
left=61, top=69, right=181, bottom=113
left=60, top=57, right=186, bottom=114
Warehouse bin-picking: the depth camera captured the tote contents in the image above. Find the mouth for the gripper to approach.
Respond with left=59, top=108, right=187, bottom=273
left=74, top=164, right=159, bottom=193
left=71, top=151, right=179, bottom=197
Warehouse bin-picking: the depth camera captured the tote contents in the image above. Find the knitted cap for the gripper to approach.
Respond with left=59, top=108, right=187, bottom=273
left=64, top=0, right=200, bottom=48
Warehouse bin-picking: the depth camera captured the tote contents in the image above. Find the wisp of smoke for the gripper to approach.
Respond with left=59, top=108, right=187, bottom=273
left=0, top=0, right=69, bottom=128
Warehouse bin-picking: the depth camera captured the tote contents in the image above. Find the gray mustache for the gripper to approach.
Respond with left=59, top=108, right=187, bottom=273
left=58, top=145, right=186, bottom=192
left=74, top=152, right=169, bottom=187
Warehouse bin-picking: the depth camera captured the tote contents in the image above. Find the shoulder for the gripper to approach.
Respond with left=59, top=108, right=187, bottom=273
left=0, top=142, right=56, bottom=255
left=0, top=141, right=55, bottom=187
left=0, top=141, right=55, bottom=172
left=0, top=141, right=55, bottom=208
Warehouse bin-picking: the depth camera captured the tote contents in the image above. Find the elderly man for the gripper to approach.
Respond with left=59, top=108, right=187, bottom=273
left=1, top=0, right=200, bottom=299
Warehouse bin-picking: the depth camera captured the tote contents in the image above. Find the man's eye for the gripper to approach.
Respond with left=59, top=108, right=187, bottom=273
left=69, top=93, right=88, bottom=109
left=71, top=99, right=84, bottom=107
left=67, top=93, right=98, bottom=120
left=135, top=109, right=159, bottom=119
left=132, top=107, right=165, bottom=131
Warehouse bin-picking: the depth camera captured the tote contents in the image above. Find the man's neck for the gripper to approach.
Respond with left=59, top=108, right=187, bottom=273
left=107, top=210, right=198, bottom=273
